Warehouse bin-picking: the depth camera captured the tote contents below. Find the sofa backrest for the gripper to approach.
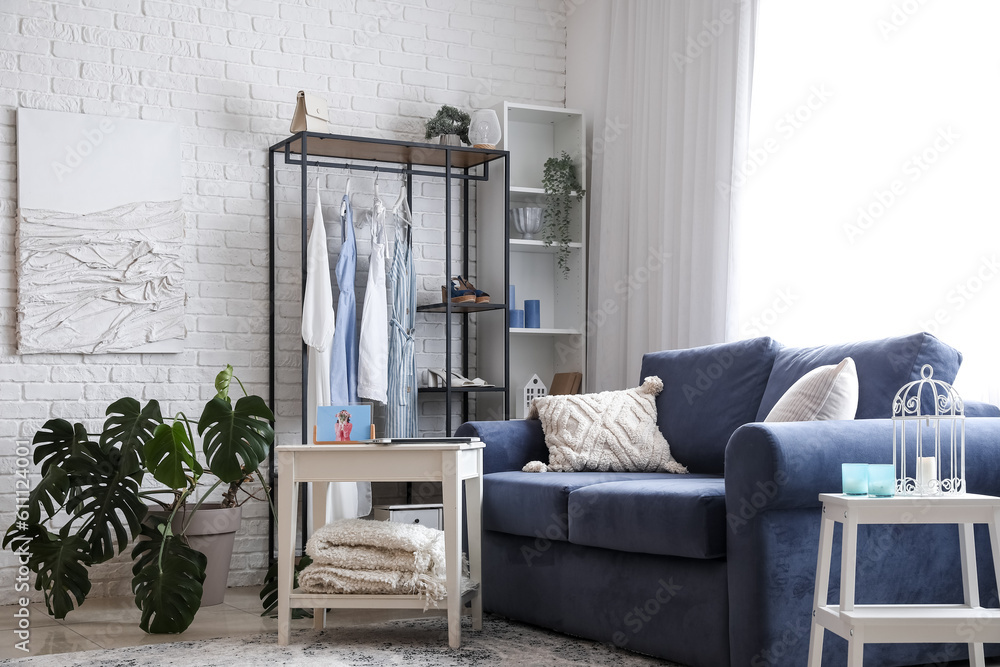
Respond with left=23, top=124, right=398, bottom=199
left=755, top=332, right=963, bottom=422
left=640, top=337, right=780, bottom=474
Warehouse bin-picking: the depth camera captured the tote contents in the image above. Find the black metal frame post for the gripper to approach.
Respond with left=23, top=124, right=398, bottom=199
left=267, top=147, right=276, bottom=558
left=443, top=147, right=452, bottom=436
left=504, top=155, right=511, bottom=419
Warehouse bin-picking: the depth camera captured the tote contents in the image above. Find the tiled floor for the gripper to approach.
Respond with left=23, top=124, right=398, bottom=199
left=0, top=586, right=444, bottom=661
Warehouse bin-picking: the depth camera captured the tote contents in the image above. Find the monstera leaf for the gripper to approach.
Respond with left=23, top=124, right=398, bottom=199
left=214, top=364, right=233, bottom=401
left=259, top=554, right=313, bottom=618
left=64, top=441, right=147, bottom=563
left=24, top=465, right=69, bottom=525
left=198, top=395, right=274, bottom=483
left=144, top=422, right=203, bottom=489
left=32, top=419, right=89, bottom=476
left=131, top=517, right=207, bottom=634
left=27, top=528, right=93, bottom=620
left=100, top=397, right=162, bottom=475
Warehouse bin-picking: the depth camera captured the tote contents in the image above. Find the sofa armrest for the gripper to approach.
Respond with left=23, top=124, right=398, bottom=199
left=455, top=419, right=547, bottom=474
left=966, top=399, right=1000, bottom=418
left=725, top=418, right=1000, bottom=667
left=725, top=418, right=1000, bottom=513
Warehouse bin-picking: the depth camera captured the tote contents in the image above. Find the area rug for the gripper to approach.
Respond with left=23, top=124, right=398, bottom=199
left=2, top=615, right=678, bottom=666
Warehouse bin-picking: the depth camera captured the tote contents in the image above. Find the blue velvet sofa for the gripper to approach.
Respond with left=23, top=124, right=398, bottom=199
left=456, top=333, right=1000, bottom=667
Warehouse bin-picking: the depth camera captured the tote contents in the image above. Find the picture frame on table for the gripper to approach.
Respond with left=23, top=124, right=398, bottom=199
left=315, top=403, right=374, bottom=444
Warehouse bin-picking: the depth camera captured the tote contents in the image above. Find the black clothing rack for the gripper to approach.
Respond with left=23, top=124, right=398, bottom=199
left=266, top=132, right=510, bottom=558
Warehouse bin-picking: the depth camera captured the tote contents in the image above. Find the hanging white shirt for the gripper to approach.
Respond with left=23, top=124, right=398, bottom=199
left=357, top=183, right=389, bottom=404
left=302, top=182, right=335, bottom=434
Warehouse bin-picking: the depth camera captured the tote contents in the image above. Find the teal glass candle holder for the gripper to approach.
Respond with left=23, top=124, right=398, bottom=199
left=867, top=464, right=896, bottom=498
left=842, top=463, right=868, bottom=496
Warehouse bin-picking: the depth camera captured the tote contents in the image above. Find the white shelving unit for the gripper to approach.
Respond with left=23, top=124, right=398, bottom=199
left=477, top=102, right=587, bottom=419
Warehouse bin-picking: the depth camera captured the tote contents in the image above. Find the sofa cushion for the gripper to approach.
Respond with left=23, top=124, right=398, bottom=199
left=483, top=471, right=690, bottom=541
left=640, top=337, right=780, bottom=474
left=764, top=357, right=858, bottom=422
left=525, top=376, right=687, bottom=474
left=756, top=333, right=962, bottom=422
left=568, top=475, right=726, bottom=559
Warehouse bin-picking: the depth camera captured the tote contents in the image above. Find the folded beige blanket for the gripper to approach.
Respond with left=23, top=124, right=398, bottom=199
left=305, top=518, right=446, bottom=576
left=300, top=519, right=464, bottom=606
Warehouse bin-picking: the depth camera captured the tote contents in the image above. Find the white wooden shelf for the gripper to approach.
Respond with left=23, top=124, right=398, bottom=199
left=510, top=327, right=582, bottom=335
left=289, top=586, right=480, bottom=610
left=477, top=101, right=587, bottom=420
left=509, top=239, right=583, bottom=253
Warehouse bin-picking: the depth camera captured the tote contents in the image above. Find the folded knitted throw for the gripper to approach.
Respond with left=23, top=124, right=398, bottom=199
left=299, top=519, right=466, bottom=607
left=305, top=518, right=446, bottom=575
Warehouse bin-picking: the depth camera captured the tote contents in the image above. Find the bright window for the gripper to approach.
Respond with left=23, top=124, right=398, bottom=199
left=732, top=0, right=1000, bottom=403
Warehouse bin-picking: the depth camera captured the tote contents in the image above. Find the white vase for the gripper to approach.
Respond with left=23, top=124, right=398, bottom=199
left=511, top=207, right=543, bottom=240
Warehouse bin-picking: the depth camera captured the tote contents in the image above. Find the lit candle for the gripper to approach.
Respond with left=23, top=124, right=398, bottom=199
left=867, top=464, right=896, bottom=498
left=917, top=456, right=937, bottom=492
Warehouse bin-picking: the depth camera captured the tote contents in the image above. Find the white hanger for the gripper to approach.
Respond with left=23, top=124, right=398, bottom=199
left=392, top=183, right=411, bottom=226
left=341, top=167, right=352, bottom=218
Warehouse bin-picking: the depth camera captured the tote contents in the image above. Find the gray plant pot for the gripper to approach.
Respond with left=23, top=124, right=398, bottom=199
left=149, top=503, right=243, bottom=607
left=439, top=134, right=462, bottom=146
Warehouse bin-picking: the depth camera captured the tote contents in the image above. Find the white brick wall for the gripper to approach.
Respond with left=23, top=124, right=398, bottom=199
left=0, top=0, right=565, bottom=607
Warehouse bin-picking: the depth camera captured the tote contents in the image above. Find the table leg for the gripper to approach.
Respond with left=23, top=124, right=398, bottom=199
left=847, top=626, right=864, bottom=667
left=807, top=510, right=835, bottom=666
left=311, top=481, right=328, bottom=630
left=959, top=523, right=985, bottom=667
left=840, top=510, right=858, bottom=612
left=465, top=455, right=483, bottom=631
left=442, top=451, right=463, bottom=648
left=277, top=454, right=297, bottom=646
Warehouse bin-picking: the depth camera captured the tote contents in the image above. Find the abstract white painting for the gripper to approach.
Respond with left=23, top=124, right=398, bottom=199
left=16, top=109, right=185, bottom=354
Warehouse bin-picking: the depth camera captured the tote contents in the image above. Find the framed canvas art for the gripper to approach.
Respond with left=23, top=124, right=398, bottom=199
left=15, top=108, right=184, bottom=354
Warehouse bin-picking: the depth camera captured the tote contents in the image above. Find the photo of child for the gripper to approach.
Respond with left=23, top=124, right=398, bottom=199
left=315, top=404, right=372, bottom=444
left=334, top=409, right=353, bottom=442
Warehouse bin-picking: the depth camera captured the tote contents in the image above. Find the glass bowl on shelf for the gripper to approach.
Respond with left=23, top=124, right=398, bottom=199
left=510, top=207, right=543, bottom=240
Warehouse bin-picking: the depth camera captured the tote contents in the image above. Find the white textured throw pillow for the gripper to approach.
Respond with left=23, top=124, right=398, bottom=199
left=523, top=376, right=688, bottom=474
left=764, top=357, right=859, bottom=422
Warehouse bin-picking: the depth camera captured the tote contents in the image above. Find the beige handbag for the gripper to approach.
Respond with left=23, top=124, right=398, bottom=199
left=290, top=91, right=329, bottom=133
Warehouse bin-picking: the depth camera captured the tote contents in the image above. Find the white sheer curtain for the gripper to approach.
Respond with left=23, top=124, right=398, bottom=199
left=587, top=0, right=757, bottom=391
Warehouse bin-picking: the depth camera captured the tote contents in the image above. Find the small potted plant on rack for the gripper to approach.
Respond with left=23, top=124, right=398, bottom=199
left=425, top=105, right=471, bottom=146
left=542, top=151, right=586, bottom=276
left=3, top=365, right=274, bottom=634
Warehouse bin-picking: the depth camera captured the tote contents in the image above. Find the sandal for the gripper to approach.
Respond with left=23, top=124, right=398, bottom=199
left=442, top=281, right=476, bottom=304
left=426, top=368, right=494, bottom=388
left=456, top=276, right=490, bottom=303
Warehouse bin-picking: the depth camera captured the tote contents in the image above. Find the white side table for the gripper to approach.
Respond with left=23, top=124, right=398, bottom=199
left=807, top=493, right=1000, bottom=666
left=275, top=440, right=484, bottom=648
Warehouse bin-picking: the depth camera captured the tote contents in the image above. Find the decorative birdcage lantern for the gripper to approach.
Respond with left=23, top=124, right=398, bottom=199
left=892, top=364, right=966, bottom=496
left=524, top=373, right=547, bottom=417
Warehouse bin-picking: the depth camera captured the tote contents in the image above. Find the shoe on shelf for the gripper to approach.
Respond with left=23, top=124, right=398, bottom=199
left=442, top=282, right=476, bottom=304
left=426, top=368, right=494, bottom=388
left=455, top=276, right=490, bottom=303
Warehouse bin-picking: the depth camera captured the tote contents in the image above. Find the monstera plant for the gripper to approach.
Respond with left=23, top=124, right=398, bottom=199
left=3, top=365, right=273, bottom=634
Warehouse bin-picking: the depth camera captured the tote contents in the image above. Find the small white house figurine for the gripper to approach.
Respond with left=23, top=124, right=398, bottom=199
left=892, top=364, right=965, bottom=496
left=524, top=374, right=547, bottom=418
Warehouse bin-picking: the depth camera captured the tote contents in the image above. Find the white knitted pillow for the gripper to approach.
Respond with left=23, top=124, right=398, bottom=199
left=523, top=376, right=687, bottom=474
left=764, top=357, right=859, bottom=422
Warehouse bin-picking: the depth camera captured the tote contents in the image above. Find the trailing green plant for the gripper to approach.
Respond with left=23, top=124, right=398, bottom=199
left=3, top=365, right=274, bottom=635
left=424, top=105, right=471, bottom=145
left=541, top=151, right=585, bottom=275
